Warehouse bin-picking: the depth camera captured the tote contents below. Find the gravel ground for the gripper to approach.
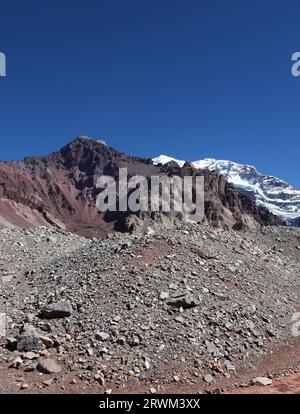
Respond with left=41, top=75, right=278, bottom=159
left=0, top=222, right=299, bottom=393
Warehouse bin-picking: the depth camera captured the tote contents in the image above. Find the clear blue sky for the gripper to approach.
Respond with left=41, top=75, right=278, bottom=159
left=0, top=0, right=300, bottom=186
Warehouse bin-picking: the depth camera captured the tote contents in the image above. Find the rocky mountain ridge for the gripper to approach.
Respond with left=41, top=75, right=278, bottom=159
left=153, top=155, right=300, bottom=225
left=0, top=137, right=282, bottom=237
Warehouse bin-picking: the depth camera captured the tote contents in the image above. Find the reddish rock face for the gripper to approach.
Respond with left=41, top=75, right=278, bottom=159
left=0, top=137, right=283, bottom=237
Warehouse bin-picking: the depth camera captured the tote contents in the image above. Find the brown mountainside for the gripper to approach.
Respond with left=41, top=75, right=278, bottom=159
left=0, top=137, right=282, bottom=237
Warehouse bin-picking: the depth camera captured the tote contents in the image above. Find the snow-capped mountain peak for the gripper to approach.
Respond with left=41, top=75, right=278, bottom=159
left=152, top=155, right=186, bottom=167
left=152, top=155, right=300, bottom=224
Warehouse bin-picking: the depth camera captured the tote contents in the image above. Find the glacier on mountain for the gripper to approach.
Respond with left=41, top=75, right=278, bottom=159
left=152, top=155, right=300, bottom=224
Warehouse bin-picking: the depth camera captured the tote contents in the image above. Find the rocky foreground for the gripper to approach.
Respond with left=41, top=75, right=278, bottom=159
left=0, top=223, right=299, bottom=393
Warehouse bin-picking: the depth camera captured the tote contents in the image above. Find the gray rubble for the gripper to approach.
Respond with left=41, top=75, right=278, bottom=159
left=0, top=223, right=299, bottom=391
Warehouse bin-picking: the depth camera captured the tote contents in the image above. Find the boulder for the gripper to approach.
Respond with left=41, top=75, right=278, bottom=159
left=37, top=358, right=62, bottom=374
left=251, top=377, right=272, bottom=386
left=16, top=334, right=41, bottom=352
left=40, top=301, right=73, bottom=319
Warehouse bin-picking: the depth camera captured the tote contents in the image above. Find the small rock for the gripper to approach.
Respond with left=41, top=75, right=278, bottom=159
left=23, top=351, right=39, bottom=360
left=160, top=291, right=169, bottom=300
left=196, top=247, right=217, bottom=259
left=37, top=358, right=62, bottom=374
left=2, top=275, right=13, bottom=283
left=24, top=362, right=38, bottom=372
left=25, top=314, right=35, bottom=323
left=39, top=335, right=55, bottom=348
left=203, top=374, right=214, bottom=384
left=94, top=373, right=105, bottom=386
left=87, top=348, right=94, bottom=356
left=174, top=315, right=184, bottom=323
left=6, top=337, right=17, bottom=351
left=117, top=336, right=126, bottom=345
left=212, top=292, right=227, bottom=301
left=224, top=360, right=235, bottom=371
left=127, top=303, right=135, bottom=311
left=40, top=301, right=73, bottom=319
left=167, top=291, right=199, bottom=309
left=16, top=334, right=40, bottom=352
left=43, top=379, right=53, bottom=387
left=20, top=323, right=37, bottom=335
left=39, top=349, right=50, bottom=357
left=251, top=377, right=272, bottom=386
left=96, top=332, right=110, bottom=341
left=266, top=328, right=276, bottom=338
left=9, top=357, right=23, bottom=369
